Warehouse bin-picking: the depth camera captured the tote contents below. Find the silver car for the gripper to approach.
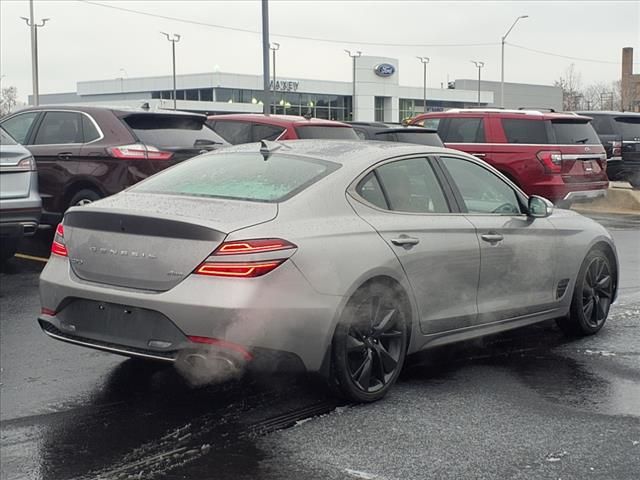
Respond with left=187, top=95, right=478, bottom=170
left=39, top=140, right=618, bottom=402
left=0, top=126, right=41, bottom=262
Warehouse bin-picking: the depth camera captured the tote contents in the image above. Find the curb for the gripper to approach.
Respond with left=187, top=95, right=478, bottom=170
left=571, top=183, right=640, bottom=215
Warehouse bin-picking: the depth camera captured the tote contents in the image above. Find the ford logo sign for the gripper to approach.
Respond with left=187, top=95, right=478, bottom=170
left=374, top=63, right=396, bottom=77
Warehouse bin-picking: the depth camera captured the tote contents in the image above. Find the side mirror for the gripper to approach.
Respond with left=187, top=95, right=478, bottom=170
left=528, top=195, right=553, bottom=218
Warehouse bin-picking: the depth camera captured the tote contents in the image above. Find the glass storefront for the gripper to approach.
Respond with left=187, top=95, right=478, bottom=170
left=399, top=98, right=474, bottom=122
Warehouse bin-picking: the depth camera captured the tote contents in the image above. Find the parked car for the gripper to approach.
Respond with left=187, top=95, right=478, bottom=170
left=348, top=122, right=444, bottom=147
left=39, top=140, right=618, bottom=403
left=576, top=111, right=640, bottom=188
left=0, top=106, right=227, bottom=224
left=207, top=114, right=359, bottom=144
left=0, top=127, right=41, bottom=262
left=409, top=109, right=608, bottom=204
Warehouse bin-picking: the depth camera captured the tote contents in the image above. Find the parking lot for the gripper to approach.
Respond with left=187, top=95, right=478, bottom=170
left=1, top=212, right=638, bottom=480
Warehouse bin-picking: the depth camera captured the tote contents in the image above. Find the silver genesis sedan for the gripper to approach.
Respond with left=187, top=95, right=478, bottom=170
left=39, top=140, right=618, bottom=402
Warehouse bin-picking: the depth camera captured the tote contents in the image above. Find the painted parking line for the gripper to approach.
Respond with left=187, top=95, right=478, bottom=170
left=14, top=253, right=49, bottom=264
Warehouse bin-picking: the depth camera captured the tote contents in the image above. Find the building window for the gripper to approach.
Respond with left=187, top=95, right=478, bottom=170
left=186, top=89, right=199, bottom=101
left=375, top=97, right=385, bottom=122
left=200, top=89, right=213, bottom=102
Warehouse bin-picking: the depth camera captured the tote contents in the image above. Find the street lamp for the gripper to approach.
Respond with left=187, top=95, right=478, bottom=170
left=345, top=50, right=361, bottom=121
left=161, top=32, right=181, bottom=110
left=416, top=56, right=430, bottom=113
left=501, top=15, right=528, bottom=108
left=270, top=42, right=280, bottom=114
left=471, top=61, right=485, bottom=106
left=21, top=0, right=49, bottom=106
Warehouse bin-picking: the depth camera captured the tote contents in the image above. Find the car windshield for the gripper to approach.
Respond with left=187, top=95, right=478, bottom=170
left=132, top=152, right=339, bottom=202
left=0, top=127, right=17, bottom=146
left=295, top=126, right=360, bottom=140
left=614, top=116, right=640, bottom=140
left=122, top=114, right=227, bottom=148
left=551, top=120, right=601, bottom=144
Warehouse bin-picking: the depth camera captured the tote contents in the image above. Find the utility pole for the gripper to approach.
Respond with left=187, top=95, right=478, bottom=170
left=270, top=42, right=280, bottom=114
left=500, top=15, right=528, bottom=108
left=21, top=1, right=49, bottom=106
left=261, top=0, right=271, bottom=115
left=416, top=57, right=430, bottom=113
left=345, top=50, right=361, bottom=121
left=471, top=61, right=485, bottom=106
left=161, top=32, right=181, bottom=110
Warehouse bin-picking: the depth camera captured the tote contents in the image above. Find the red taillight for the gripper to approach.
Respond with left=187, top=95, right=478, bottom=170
left=195, top=260, right=284, bottom=278
left=108, top=144, right=173, bottom=161
left=215, top=238, right=296, bottom=255
left=611, top=140, right=622, bottom=158
left=536, top=150, right=563, bottom=174
left=51, top=223, right=68, bottom=257
left=188, top=336, right=253, bottom=361
left=194, top=238, right=296, bottom=278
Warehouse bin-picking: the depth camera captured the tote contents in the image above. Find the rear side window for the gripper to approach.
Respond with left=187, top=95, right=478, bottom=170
left=0, top=127, right=17, bottom=145
left=589, top=115, right=615, bottom=135
left=444, top=117, right=485, bottom=143
left=1, top=112, right=39, bottom=144
left=356, top=172, right=387, bottom=209
left=123, top=114, right=225, bottom=148
left=82, top=115, right=101, bottom=142
left=501, top=119, right=549, bottom=144
left=252, top=124, right=285, bottom=142
left=419, top=118, right=442, bottom=131
left=33, top=111, right=83, bottom=144
left=613, top=116, right=640, bottom=140
left=551, top=120, right=600, bottom=145
left=295, top=126, right=360, bottom=140
left=211, top=120, right=252, bottom=144
left=132, top=153, right=339, bottom=202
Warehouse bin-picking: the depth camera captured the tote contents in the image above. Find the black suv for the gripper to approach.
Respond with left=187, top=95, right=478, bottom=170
left=348, top=122, right=444, bottom=147
left=577, top=111, right=640, bottom=187
left=1, top=106, right=227, bottom=223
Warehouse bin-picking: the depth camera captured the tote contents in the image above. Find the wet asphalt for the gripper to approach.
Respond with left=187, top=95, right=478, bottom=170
left=0, top=214, right=639, bottom=480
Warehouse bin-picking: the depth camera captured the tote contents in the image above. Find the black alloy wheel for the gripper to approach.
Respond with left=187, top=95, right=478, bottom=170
left=332, top=282, right=408, bottom=402
left=558, top=250, right=614, bottom=336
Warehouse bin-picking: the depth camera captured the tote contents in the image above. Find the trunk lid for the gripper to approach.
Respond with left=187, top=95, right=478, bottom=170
left=63, top=192, right=277, bottom=291
left=0, top=145, right=34, bottom=199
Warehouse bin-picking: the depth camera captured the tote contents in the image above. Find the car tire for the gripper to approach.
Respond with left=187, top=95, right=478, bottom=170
left=0, top=238, right=18, bottom=262
left=557, top=249, right=613, bottom=336
left=331, top=281, right=409, bottom=403
left=68, top=189, right=102, bottom=208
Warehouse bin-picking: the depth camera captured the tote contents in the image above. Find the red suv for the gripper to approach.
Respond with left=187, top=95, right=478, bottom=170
left=207, top=114, right=359, bottom=144
left=410, top=109, right=608, bottom=204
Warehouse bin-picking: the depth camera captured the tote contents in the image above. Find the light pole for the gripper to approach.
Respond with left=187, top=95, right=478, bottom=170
left=501, top=15, right=528, bottom=108
left=270, top=42, right=280, bottom=114
left=21, top=1, right=49, bottom=107
left=416, top=56, right=430, bottom=113
left=345, top=50, right=361, bottom=121
left=161, top=32, right=181, bottom=110
left=261, top=0, right=271, bottom=115
left=471, top=61, right=485, bottom=106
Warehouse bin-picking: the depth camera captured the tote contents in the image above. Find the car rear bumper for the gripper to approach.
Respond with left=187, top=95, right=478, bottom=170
left=530, top=180, right=608, bottom=204
left=38, top=255, right=343, bottom=373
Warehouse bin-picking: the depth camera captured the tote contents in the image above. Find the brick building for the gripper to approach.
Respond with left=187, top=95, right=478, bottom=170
left=621, top=47, right=640, bottom=112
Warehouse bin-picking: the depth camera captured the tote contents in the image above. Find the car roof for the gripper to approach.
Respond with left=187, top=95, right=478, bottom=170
left=212, top=139, right=463, bottom=169
left=207, top=113, right=352, bottom=128
left=416, top=108, right=592, bottom=121
left=11, top=105, right=206, bottom=120
left=577, top=111, right=640, bottom=117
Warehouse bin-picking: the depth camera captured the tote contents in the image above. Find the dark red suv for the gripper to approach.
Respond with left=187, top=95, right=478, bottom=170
left=1, top=106, right=227, bottom=224
left=207, top=114, right=359, bottom=144
left=410, top=109, right=608, bottom=204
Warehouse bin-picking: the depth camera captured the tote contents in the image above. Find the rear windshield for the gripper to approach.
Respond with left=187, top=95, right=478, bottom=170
left=295, top=126, right=359, bottom=140
left=613, top=116, right=640, bottom=140
left=132, top=152, right=339, bottom=202
left=383, top=131, right=444, bottom=147
left=123, top=114, right=226, bottom=149
left=551, top=120, right=600, bottom=145
left=0, top=128, right=17, bottom=145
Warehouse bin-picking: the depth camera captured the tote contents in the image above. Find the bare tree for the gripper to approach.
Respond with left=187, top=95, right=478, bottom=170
left=554, top=64, right=582, bottom=111
left=0, top=86, right=18, bottom=117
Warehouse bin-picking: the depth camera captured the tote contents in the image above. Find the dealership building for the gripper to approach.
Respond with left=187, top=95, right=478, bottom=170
left=34, top=55, right=562, bottom=122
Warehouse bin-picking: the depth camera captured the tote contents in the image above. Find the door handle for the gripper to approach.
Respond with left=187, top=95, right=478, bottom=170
left=391, top=236, right=420, bottom=246
left=481, top=233, right=504, bottom=244
left=471, top=153, right=486, bottom=158
left=57, top=152, right=72, bottom=160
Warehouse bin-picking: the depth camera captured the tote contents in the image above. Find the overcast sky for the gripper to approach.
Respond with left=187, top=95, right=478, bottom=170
left=1, top=0, right=639, bottom=102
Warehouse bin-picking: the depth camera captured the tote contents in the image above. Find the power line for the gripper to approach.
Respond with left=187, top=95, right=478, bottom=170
left=77, top=0, right=497, bottom=48
left=506, top=42, right=634, bottom=65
